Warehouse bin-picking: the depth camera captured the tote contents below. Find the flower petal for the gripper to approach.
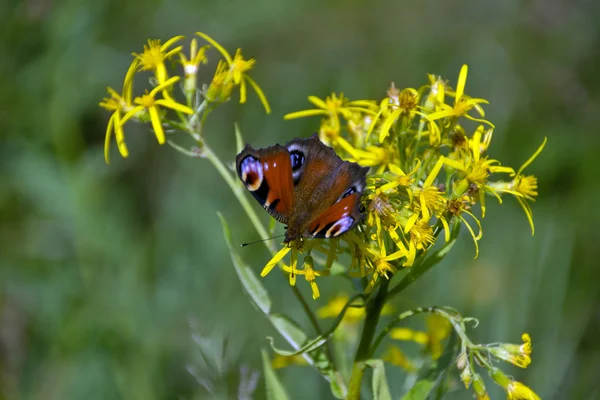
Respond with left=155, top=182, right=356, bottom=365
left=261, top=246, right=291, bottom=277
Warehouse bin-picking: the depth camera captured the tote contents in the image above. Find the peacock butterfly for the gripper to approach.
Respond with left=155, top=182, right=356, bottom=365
left=236, top=133, right=369, bottom=243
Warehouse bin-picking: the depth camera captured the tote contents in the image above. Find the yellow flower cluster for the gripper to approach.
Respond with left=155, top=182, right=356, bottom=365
left=100, top=33, right=270, bottom=164
left=262, top=64, right=546, bottom=300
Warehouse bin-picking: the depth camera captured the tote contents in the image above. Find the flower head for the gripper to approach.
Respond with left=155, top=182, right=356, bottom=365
left=196, top=32, right=271, bottom=113
left=119, top=76, right=193, bottom=145
left=427, top=65, right=494, bottom=128
left=133, top=36, right=184, bottom=84
left=284, top=93, right=377, bottom=144
left=99, top=59, right=139, bottom=163
left=488, top=333, right=533, bottom=368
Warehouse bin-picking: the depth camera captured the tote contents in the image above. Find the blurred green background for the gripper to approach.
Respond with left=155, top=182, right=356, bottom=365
left=2, top=0, right=599, bottom=398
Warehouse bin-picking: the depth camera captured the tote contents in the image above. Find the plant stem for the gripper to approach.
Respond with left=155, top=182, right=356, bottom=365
left=347, top=279, right=390, bottom=400
left=203, top=145, right=271, bottom=248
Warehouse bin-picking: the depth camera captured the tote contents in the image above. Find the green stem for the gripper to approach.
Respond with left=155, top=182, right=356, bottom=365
left=347, top=279, right=390, bottom=400
left=203, top=145, right=271, bottom=247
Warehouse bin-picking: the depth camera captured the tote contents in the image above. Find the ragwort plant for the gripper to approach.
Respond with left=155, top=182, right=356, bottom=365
left=101, top=33, right=545, bottom=400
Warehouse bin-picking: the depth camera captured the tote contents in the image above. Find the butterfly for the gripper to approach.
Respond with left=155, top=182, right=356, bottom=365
left=236, top=133, right=369, bottom=243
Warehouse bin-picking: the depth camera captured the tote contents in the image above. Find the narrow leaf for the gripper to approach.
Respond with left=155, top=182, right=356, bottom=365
left=366, top=360, right=392, bottom=400
left=261, top=349, right=290, bottom=400
left=218, top=213, right=272, bottom=314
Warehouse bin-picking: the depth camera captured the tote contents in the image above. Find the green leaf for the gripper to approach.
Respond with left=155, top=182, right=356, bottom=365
left=218, top=213, right=271, bottom=314
left=400, top=331, right=459, bottom=400
left=269, top=313, right=308, bottom=351
left=261, top=349, right=290, bottom=400
left=366, top=360, right=392, bottom=400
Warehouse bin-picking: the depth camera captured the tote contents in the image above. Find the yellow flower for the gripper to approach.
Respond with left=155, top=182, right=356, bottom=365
left=99, top=59, right=138, bottom=163
left=389, top=327, right=429, bottom=344
left=427, top=64, right=494, bottom=128
left=506, top=381, right=541, bottom=400
left=284, top=93, right=377, bottom=144
left=425, top=314, right=451, bottom=359
left=378, top=162, right=419, bottom=199
left=375, top=87, right=440, bottom=145
left=317, top=293, right=394, bottom=323
left=364, top=236, right=408, bottom=293
left=179, top=38, right=210, bottom=100
left=133, top=36, right=184, bottom=84
left=119, top=76, right=194, bottom=145
left=260, top=245, right=292, bottom=277
left=446, top=196, right=482, bottom=258
left=491, top=367, right=540, bottom=400
left=389, top=316, right=450, bottom=360
left=412, top=156, right=447, bottom=222
left=381, top=346, right=416, bottom=371
left=205, top=60, right=235, bottom=104
left=444, top=137, right=513, bottom=219
left=318, top=294, right=365, bottom=322
left=196, top=32, right=271, bottom=113
left=488, top=137, right=547, bottom=235
left=489, top=333, right=533, bottom=368
left=405, top=218, right=435, bottom=251
left=180, top=39, right=209, bottom=76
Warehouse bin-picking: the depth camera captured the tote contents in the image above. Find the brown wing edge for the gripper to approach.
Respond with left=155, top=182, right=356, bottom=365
left=235, top=143, right=294, bottom=224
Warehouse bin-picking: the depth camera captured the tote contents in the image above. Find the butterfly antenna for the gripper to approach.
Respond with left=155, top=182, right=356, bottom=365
left=241, top=234, right=286, bottom=247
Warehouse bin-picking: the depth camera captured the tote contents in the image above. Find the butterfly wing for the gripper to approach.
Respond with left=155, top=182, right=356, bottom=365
left=307, top=192, right=363, bottom=238
left=285, top=134, right=369, bottom=239
left=236, top=144, right=294, bottom=224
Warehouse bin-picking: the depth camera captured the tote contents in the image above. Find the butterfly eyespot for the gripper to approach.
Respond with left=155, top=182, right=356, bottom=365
left=239, top=156, right=264, bottom=191
left=290, top=150, right=305, bottom=171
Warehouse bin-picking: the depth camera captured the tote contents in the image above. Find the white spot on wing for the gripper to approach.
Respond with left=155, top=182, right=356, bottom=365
left=325, top=216, right=354, bottom=238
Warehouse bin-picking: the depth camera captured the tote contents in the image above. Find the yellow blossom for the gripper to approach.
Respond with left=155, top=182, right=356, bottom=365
left=427, top=64, right=494, bottom=128
left=488, top=333, right=533, bottom=368
left=284, top=93, right=377, bottom=144
left=196, top=32, right=271, bottom=113
left=133, top=36, right=184, bottom=84
left=375, top=87, right=441, bottom=145
left=364, top=235, right=408, bottom=293
left=412, top=156, right=447, bottom=222
left=99, top=59, right=139, bottom=163
left=389, top=328, right=429, bottom=344
left=488, top=137, right=547, bottom=234
left=405, top=218, right=435, bottom=251
left=119, top=76, right=194, bottom=145
left=179, top=39, right=210, bottom=100
left=491, top=367, right=540, bottom=400
left=317, top=293, right=394, bottom=323
left=446, top=196, right=482, bottom=257
left=506, top=381, right=541, bottom=400
left=381, top=346, right=416, bottom=371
